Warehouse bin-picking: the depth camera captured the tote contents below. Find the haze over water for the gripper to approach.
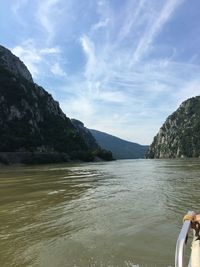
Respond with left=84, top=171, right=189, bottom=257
left=1, top=159, right=200, bottom=267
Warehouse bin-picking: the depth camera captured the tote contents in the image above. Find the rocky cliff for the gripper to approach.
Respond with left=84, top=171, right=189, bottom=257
left=71, top=119, right=99, bottom=149
left=71, top=120, right=113, bottom=161
left=0, top=45, right=113, bottom=163
left=0, top=45, right=33, bottom=82
left=146, top=96, right=200, bottom=158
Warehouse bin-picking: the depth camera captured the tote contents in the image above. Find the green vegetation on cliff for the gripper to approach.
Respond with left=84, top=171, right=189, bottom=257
left=90, top=129, right=148, bottom=159
left=0, top=66, right=87, bottom=154
left=146, top=96, right=200, bottom=158
left=71, top=119, right=114, bottom=161
left=0, top=45, right=113, bottom=163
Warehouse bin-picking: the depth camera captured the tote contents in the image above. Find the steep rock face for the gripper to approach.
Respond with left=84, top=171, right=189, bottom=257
left=0, top=45, right=33, bottom=82
left=0, top=66, right=87, bottom=154
left=0, top=45, right=97, bottom=162
left=0, top=45, right=114, bottom=163
left=71, top=119, right=99, bottom=149
left=71, top=120, right=114, bottom=161
left=146, top=96, right=200, bottom=158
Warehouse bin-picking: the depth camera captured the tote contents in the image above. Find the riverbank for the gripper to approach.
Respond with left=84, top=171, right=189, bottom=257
left=0, top=151, right=114, bottom=165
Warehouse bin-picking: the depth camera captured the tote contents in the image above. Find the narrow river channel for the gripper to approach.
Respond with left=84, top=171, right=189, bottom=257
left=1, top=159, right=200, bottom=267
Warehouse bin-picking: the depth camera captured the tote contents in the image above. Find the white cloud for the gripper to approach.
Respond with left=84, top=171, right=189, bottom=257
left=80, top=35, right=97, bottom=79
left=11, top=0, right=28, bottom=15
left=132, top=0, right=183, bottom=63
left=12, top=44, right=41, bottom=77
left=51, top=63, right=67, bottom=77
left=11, top=0, right=30, bottom=27
left=61, top=51, right=200, bottom=143
left=11, top=40, right=60, bottom=78
left=36, top=0, right=61, bottom=41
left=96, top=91, right=129, bottom=103
left=175, top=79, right=200, bottom=105
left=60, top=96, right=95, bottom=124
left=118, top=0, right=147, bottom=41
left=92, top=18, right=110, bottom=31
left=9, top=0, right=199, bottom=144
left=40, top=47, right=60, bottom=54
left=70, top=0, right=193, bottom=143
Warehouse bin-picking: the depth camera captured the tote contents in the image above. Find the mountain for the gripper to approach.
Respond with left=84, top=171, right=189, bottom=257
left=146, top=96, right=200, bottom=158
left=0, top=45, right=113, bottom=164
left=0, top=45, right=33, bottom=82
left=89, top=129, right=148, bottom=159
left=71, top=120, right=113, bottom=161
left=71, top=119, right=99, bottom=150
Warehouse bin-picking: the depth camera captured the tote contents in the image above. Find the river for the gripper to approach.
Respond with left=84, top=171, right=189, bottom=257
left=0, top=159, right=200, bottom=267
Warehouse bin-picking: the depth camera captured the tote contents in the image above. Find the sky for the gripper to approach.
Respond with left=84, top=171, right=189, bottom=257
left=1, top=0, right=200, bottom=145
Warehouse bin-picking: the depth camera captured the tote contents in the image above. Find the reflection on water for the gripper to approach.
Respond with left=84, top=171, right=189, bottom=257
left=0, top=159, right=200, bottom=267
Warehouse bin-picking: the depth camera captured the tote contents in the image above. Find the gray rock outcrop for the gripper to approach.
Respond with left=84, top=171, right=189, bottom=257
left=0, top=45, right=33, bottom=82
left=146, top=96, right=200, bottom=158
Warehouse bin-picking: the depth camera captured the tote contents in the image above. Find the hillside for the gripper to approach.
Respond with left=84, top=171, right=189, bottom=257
left=90, top=129, right=148, bottom=159
left=146, top=96, right=200, bottom=158
left=71, top=120, right=113, bottom=161
left=0, top=45, right=113, bottom=164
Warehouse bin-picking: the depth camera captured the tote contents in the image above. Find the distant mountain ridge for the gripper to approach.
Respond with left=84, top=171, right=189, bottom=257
left=146, top=96, right=200, bottom=158
left=71, top=120, right=113, bottom=161
left=90, top=129, right=148, bottom=159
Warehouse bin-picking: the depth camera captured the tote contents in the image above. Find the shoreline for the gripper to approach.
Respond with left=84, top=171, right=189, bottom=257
left=0, top=151, right=113, bottom=166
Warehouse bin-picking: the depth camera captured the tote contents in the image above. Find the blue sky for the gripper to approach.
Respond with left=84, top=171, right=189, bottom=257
left=1, top=0, right=200, bottom=144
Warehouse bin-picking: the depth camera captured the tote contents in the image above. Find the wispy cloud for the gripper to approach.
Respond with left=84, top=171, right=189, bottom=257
left=6, top=0, right=200, bottom=144
left=92, top=18, right=110, bottom=31
left=11, top=40, right=60, bottom=78
left=60, top=96, right=95, bottom=124
left=36, top=0, right=61, bottom=41
left=11, top=0, right=28, bottom=15
left=12, top=42, right=42, bottom=77
left=118, top=0, right=147, bottom=41
left=175, top=78, right=200, bottom=105
left=51, top=63, right=67, bottom=77
left=80, top=35, right=97, bottom=79
left=132, top=0, right=183, bottom=63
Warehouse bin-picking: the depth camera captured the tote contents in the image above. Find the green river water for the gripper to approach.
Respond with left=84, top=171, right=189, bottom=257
left=0, top=159, right=200, bottom=267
